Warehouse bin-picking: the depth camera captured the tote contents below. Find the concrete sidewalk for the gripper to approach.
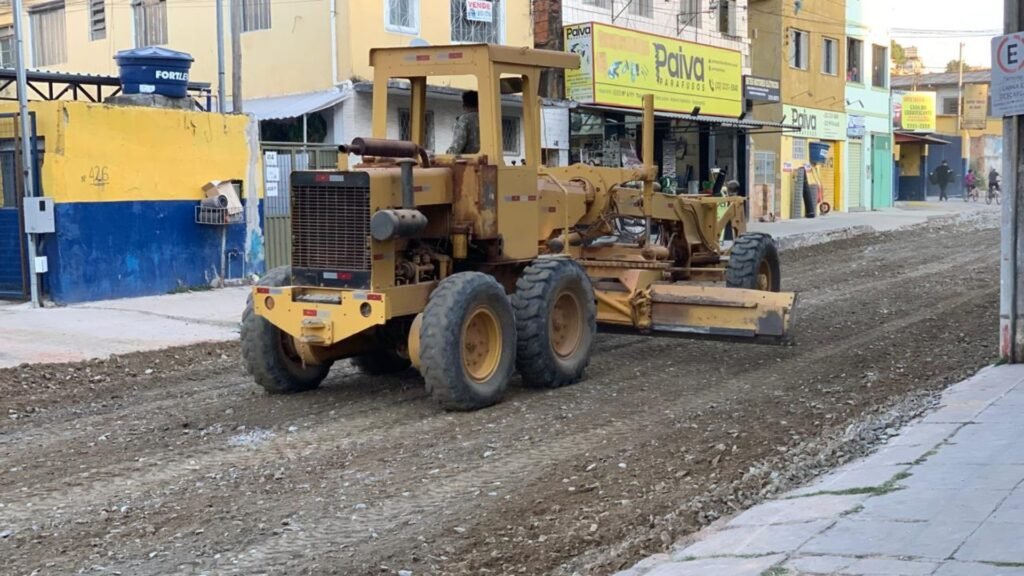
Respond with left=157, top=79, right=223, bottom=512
left=0, top=287, right=247, bottom=368
left=0, top=199, right=997, bottom=368
left=750, top=197, right=998, bottom=250
left=617, top=365, right=1024, bottom=576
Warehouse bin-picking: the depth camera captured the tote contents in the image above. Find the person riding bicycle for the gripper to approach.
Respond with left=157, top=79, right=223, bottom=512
left=989, top=168, right=1001, bottom=195
left=965, top=169, right=977, bottom=200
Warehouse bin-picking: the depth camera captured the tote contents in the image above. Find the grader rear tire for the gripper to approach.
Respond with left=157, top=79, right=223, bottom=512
left=512, top=258, right=597, bottom=389
left=241, top=266, right=332, bottom=394
left=726, top=233, right=782, bottom=292
left=419, top=272, right=516, bottom=411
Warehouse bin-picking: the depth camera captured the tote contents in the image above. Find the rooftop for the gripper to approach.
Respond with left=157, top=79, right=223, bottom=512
left=891, top=70, right=992, bottom=89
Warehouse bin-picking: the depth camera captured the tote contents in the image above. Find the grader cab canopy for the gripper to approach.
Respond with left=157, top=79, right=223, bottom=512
left=243, top=43, right=798, bottom=411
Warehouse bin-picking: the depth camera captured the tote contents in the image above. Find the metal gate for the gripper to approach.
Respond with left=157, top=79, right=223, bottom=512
left=0, top=112, right=39, bottom=300
left=848, top=141, right=864, bottom=211
left=262, top=143, right=339, bottom=271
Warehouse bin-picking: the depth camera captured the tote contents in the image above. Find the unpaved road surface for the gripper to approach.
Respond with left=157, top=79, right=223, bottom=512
left=1, top=218, right=1000, bottom=575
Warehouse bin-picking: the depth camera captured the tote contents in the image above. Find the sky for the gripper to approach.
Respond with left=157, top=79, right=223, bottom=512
left=890, top=0, right=1003, bottom=71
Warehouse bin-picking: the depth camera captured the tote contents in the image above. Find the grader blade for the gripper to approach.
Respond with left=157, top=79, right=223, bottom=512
left=648, top=285, right=797, bottom=341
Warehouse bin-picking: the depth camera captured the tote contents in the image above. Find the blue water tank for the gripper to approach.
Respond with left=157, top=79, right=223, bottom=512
left=114, top=47, right=194, bottom=98
left=809, top=142, right=830, bottom=165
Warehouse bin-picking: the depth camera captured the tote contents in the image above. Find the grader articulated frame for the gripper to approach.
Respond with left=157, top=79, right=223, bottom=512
left=242, top=43, right=797, bottom=410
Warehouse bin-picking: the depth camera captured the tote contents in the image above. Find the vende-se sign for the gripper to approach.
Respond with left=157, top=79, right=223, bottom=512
left=993, top=33, right=1024, bottom=117
left=466, top=0, right=493, bottom=22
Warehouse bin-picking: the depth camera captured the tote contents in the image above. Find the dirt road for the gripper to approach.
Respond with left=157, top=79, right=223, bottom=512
left=1, top=218, right=1000, bottom=576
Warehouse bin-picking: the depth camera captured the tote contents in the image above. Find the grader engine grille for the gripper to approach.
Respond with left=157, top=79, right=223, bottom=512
left=290, top=171, right=371, bottom=289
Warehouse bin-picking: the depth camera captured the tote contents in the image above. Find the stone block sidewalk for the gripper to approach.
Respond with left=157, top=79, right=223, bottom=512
left=617, top=365, right=1024, bottom=576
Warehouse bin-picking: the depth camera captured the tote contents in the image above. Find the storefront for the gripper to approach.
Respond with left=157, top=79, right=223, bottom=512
left=563, top=22, right=794, bottom=205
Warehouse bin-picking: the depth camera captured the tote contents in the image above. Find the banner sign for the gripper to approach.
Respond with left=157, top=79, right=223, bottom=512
left=744, top=76, right=781, bottom=103
left=563, top=22, right=743, bottom=117
left=782, top=104, right=847, bottom=141
left=964, top=84, right=989, bottom=130
left=894, top=91, right=936, bottom=132
left=466, top=0, right=493, bottom=23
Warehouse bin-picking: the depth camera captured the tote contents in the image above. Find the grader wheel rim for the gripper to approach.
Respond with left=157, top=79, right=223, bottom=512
left=757, top=259, right=773, bottom=292
left=462, top=306, right=502, bottom=383
left=550, top=290, right=584, bottom=359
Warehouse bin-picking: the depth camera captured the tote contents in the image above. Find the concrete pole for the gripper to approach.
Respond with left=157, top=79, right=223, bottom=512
left=1001, top=0, right=1024, bottom=361
left=216, top=0, right=227, bottom=112
left=12, top=0, right=39, bottom=307
left=230, top=0, right=243, bottom=113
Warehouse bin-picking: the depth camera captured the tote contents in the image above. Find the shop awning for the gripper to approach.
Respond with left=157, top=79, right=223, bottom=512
left=894, top=131, right=950, bottom=146
left=577, top=104, right=801, bottom=132
left=240, top=83, right=354, bottom=121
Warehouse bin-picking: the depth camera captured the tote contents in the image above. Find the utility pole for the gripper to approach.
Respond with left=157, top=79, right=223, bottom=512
left=216, top=0, right=227, bottom=112
left=1001, top=0, right=1024, bottom=361
left=231, top=0, right=243, bottom=113
left=12, top=0, right=39, bottom=307
left=958, top=42, right=965, bottom=132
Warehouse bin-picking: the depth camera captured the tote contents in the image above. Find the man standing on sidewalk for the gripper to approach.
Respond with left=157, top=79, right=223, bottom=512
left=933, top=160, right=953, bottom=201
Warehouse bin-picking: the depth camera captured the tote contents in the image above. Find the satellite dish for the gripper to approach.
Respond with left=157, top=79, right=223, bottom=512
left=410, top=38, right=430, bottom=47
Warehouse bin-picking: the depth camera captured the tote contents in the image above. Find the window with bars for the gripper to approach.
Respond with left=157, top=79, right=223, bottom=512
left=398, top=108, right=435, bottom=152
left=942, top=97, right=960, bottom=116
left=90, top=0, right=106, bottom=40
left=0, top=27, right=12, bottom=68
left=132, top=0, right=167, bottom=46
left=629, top=0, right=653, bottom=18
left=680, top=0, right=701, bottom=29
left=30, top=3, right=67, bottom=67
left=451, top=0, right=502, bottom=43
left=386, top=0, right=418, bottom=34
left=501, top=116, right=520, bottom=155
left=242, top=0, right=271, bottom=32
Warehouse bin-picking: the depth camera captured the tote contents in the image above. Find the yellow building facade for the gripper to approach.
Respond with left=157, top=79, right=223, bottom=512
left=0, top=0, right=532, bottom=145
left=748, top=0, right=848, bottom=219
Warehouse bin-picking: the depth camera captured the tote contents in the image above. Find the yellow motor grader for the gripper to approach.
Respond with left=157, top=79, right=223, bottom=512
left=242, top=43, right=797, bottom=410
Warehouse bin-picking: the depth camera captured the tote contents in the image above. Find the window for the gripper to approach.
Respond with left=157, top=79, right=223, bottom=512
left=399, top=108, right=435, bottom=152
left=847, top=38, right=863, bottom=82
left=451, top=0, right=502, bottom=43
left=718, top=0, right=735, bottom=35
left=872, top=44, right=888, bottom=88
left=132, top=0, right=167, bottom=46
left=89, top=0, right=106, bottom=41
left=788, top=29, right=809, bottom=70
left=385, top=0, right=418, bottom=34
left=629, top=0, right=653, bottom=18
left=680, top=0, right=702, bottom=29
left=501, top=116, right=520, bottom=155
left=792, top=139, right=807, bottom=161
left=583, top=0, right=610, bottom=8
left=943, top=97, right=960, bottom=116
left=29, top=3, right=66, bottom=67
left=822, top=37, right=838, bottom=75
left=0, top=27, right=12, bottom=68
left=242, top=0, right=271, bottom=32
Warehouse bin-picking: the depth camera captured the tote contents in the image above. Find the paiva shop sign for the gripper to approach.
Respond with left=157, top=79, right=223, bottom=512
left=563, top=22, right=743, bottom=117
left=783, top=105, right=847, bottom=141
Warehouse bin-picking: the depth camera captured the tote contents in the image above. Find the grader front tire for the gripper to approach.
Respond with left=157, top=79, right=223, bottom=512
left=419, top=272, right=516, bottom=411
left=241, top=266, right=332, bottom=394
left=726, top=233, right=782, bottom=292
left=512, top=259, right=597, bottom=389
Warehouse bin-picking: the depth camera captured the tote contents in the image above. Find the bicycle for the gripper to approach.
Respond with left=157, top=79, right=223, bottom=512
left=987, top=185, right=1001, bottom=205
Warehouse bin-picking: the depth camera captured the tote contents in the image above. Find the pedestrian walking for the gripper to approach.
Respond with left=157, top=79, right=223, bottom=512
left=933, top=160, right=953, bottom=201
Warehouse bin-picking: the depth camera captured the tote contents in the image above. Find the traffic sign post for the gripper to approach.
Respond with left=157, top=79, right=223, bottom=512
left=1000, top=0, right=1024, bottom=362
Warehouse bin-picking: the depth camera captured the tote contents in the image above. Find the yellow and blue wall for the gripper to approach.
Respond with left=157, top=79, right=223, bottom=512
left=9, top=101, right=264, bottom=303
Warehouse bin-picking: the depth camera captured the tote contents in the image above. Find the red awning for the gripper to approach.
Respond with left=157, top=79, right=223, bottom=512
left=894, top=132, right=951, bottom=146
